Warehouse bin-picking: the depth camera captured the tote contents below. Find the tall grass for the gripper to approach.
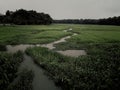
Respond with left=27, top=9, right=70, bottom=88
left=26, top=45, right=120, bottom=90
left=0, top=51, right=23, bottom=90
left=8, top=69, right=34, bottom=90
left=0, top=45, right=6, bottom=51
left=0, top=24, right=72, bottom=45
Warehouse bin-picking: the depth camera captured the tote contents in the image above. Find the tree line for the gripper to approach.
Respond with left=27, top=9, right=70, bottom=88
left=54, top=16, right=120, bottom=25
left=0, top=9, right=53, bottom=25
left=0, top=9, right=120, bottom=25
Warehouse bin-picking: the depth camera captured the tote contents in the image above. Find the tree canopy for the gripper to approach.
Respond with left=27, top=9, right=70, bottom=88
left=1, top=9, right=120, bottom=25
left=54, top=16, right=120, bottom=26
left=0, top=9, right=53, bottom=25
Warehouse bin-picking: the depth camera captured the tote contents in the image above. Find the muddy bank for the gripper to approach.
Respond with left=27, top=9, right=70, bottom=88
left=6, top=28, right=86, bottom=57
left=5, top=28, right=87, bottom=90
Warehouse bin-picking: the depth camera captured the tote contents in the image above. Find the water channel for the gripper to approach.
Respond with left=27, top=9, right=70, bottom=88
left=6, top=29, right=86, bottom=90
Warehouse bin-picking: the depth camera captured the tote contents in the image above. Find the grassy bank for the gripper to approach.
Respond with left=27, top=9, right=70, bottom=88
left=26, top=45, right=120, bottom=90
left=25, top=24, right=120, bottom=90
left=0, top=51, right=34, bottom=90
left=1, top=24, right=120, bottom=89
left=0, top=51, right=23, bottom=90
left=0, top=45, right=6, bottom=51
left=8, top=69, right=34, bottom=90
left=54, top=24, right=120, bottom=51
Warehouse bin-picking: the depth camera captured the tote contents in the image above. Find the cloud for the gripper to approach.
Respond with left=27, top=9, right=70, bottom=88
left=0, top=0, right=120, bottom=19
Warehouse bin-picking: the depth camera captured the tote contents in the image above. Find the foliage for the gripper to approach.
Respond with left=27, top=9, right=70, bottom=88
left=54, top=16, right=120, bottom=25
left=8, top=69, right=34, bottom=90
left=26, top=45, right=120, bottom=90
left=0, top=45, right=6, bottom=51
left=25, top=24, right=120, bottom=90
left=0, top=9, right=52, bottom=25
left=0, top=24, right=120, bottom=89
left=0, top=24, right=72, bottom=45
left=0, top=51, right=23, bottom=90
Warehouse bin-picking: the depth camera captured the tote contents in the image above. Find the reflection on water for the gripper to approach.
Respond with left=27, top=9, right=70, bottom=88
left=7, top=46, right=61, bottom=90
left=20, top=54, right=61, bottom=90
left=5, top=28, right=87, bottom=90
left=6, top=44, right=34, bottom=53
left=41, top=36, right=71, bottom=49
left=6, top=35, right=71, bottom=51
left=63, top=28, right=72, bottom=32
left=6, top=31, right=86, bottom=57
left=57, top=50, right=86, bottom=57
left=5, top=29, right=87, bottom=90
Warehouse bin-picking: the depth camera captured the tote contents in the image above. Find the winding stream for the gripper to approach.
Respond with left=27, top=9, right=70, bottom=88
left=6, top=28, right=86, bottom=90
left=7, top=46, right=61, bottom=90
left=22, top=54, right=61, bottom=90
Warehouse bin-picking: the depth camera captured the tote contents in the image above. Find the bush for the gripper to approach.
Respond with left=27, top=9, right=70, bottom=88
left=26, top=45, right=120, bottom=90
left=0, top=45, right=6, bottom=51
left=0, top=51, right=23, bottom=90
left=8, top=69, right=34, bottom=90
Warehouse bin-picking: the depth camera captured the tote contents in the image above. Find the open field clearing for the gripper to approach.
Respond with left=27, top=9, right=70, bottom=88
left=0, top=24, right=72, bottom=44
left=54, top=24, right=120, bottom=50
left=1, top=0, right=120, bottom=89
left=71, top=25, right=120, bottom=42
left=0, top=24, right=120, bottom=90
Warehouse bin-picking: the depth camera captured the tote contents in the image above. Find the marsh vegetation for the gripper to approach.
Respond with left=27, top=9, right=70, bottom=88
left=0, top=24, right=120, bottom=90
left=0, top=25, right=72, bottom=45
left=0, top=51, right=23, bottom=90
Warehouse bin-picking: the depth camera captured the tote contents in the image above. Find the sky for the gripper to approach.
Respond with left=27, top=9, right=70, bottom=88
left=0, top=0, right=120, bottom=19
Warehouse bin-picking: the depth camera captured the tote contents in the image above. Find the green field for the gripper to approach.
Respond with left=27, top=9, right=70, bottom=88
left=71, top=25, right=120, bottom=43
left=0, top=24, right=120, bottom=44
left=54, top=24, right=120, bottom=50
left=0, top=24, right=120, bottom=90
left=0, top=24, right=72, bottom=44
left=0, top=24, right=120, bottom=45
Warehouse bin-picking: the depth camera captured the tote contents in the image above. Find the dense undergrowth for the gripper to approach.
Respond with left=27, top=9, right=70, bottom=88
left=0, top=24, right=120, bottom=90
left=53, top=27, right=120, bottom=89
left=0, top=51, right=23, bottom=90
left=0, top=50, right=34, bottom=90
left=0, top=45, right=6, bottom=51
left=26, top=44, right=120, bottom=90
left=8, top=69, right=34, bottom=90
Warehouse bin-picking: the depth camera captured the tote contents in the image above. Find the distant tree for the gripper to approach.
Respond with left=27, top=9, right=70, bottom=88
left=6, top=10, right=10, bottom=16
left=1, top=9, right=120, bottom=25
left=0, top=14, right=4, bottom=24
left=0, top=9, right=53, bottom=25
left=54, top=16, right=120, bottom=26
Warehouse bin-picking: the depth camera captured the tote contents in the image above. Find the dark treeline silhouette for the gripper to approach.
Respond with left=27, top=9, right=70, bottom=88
left=54, top=19, right=98, bottom=24
left=99, top=16, right=120, bottom=25
left=0, top=9, right=52, bottom=25
left=54, top=16, right=120, bottom=25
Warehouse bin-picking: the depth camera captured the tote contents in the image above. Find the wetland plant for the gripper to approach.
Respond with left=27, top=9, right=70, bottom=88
left=26, top=46, right=120, bottom=90
left=0, top=51, right=23, bottom=90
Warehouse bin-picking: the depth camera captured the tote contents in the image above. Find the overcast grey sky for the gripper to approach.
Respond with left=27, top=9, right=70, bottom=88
left=0, top=0, right=120, bottom=19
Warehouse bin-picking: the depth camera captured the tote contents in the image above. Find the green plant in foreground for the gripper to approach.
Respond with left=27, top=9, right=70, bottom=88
left=0, top=51, right=23, bottom=90
left=0, top=45, right=6, bottom=51
left=26, top=46, right=120, bottom=90
left=7, top=69, right=34, bottom=90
